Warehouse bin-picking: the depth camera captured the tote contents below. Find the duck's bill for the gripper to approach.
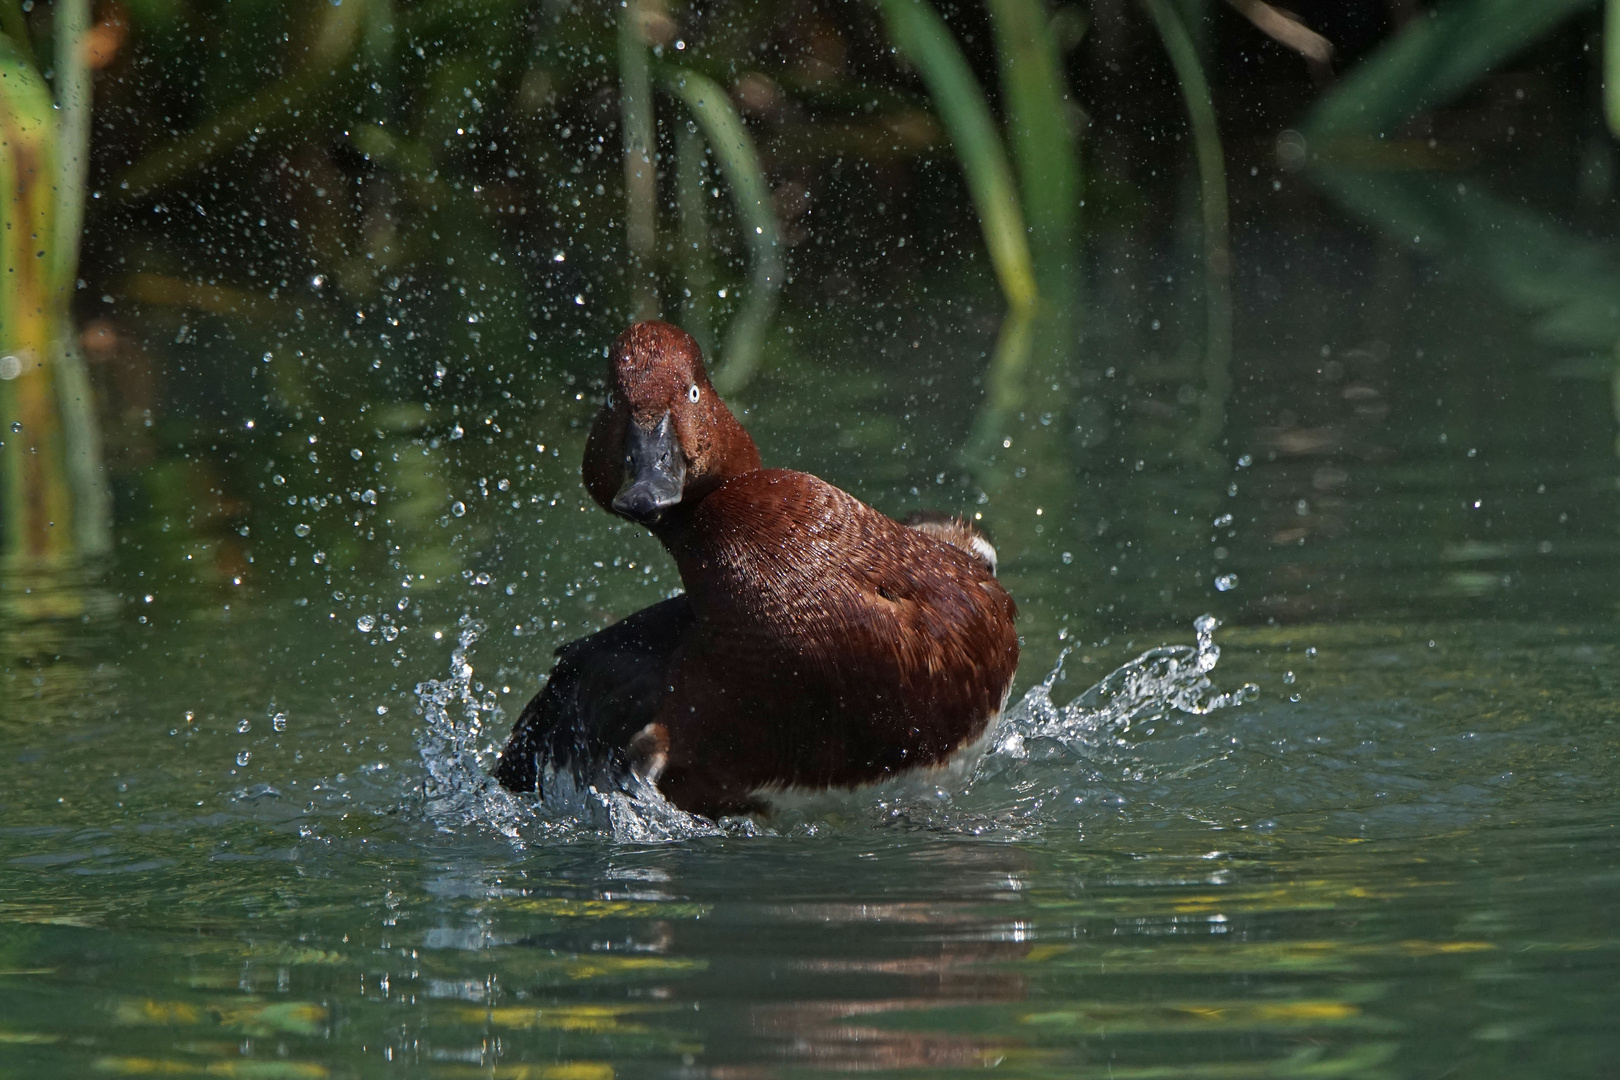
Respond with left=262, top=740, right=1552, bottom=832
left=612, top=412, right=686, bottom=524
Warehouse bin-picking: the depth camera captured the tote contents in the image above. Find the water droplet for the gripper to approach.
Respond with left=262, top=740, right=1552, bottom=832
left=237, top=719, right=251, bottom=733
left=295, top=523, right=311, bottom=537
left=310, top=273, right=326, bottom=288
left=236, top=751, right=252, bottom=766
left=262, top=351, right=273, bottom=363
left=1289, top=693, right=1302, bottom=703
left=312, top=551, right=326, bottom=565
left=1214, top=573, right=1239, bottom=592
left=473, top=572, right=491, bottom=586
left=1236, top=454, right=1252, bottom=467
left=450, top=501, right=466, bottom=517
left=1213, top=513, right=1233, bottom=527
left=9, top=422, right=20, bottom=433
left=272, top=712, right=288, bottom=732
left=1282, top=671, right=1296, bottom=685
left=1305, top=647, right=1317, bottom=658
left=382, top=625, right=399, bottom=641
left=357, top=614, right=376, bottom=632
left=273, top=474, right=286, bottom=485
left=377, top=704, right=389, bottom=715
left=350, top=448, right=363, bottom=460
left=361, top=489, right=378, bottom=504
left=1061, top=552, right=1073, bottom=564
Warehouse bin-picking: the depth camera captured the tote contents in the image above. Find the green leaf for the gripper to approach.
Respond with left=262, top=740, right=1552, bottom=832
left=1307, top=0, right=1597, bottom=141
left=662, top=67, right=784, bottom=394
left=876, top=0, right=1037, bottom=315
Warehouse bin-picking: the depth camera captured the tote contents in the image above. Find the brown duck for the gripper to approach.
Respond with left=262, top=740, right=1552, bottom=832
left=493, top=321, right=1018, bottom=817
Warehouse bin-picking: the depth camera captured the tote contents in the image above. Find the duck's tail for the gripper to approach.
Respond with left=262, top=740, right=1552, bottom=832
left=901, top=510, right=999, bottom=576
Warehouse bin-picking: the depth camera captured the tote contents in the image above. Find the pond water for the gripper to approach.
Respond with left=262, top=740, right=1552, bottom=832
left=4, top=231, right=1620, bottom=1079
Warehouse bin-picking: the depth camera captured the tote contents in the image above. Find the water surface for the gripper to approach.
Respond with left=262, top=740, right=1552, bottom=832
left=4, top=247, right=1620, bottom=1078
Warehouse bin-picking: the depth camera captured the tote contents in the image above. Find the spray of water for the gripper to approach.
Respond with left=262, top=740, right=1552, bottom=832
left=994, top=614, right=1256, bottom=759
left=415, top=613, right=1256, bottom=842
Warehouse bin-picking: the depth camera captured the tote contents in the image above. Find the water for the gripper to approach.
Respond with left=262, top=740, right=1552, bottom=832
left=6, top=235, right=1620, bottom=1078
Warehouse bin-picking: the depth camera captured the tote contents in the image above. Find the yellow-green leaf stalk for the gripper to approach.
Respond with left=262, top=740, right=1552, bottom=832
left=0, top=31, right=74, bottom=565
left=1, top=2, right=109, bottom=568
left=1143, top=0, right=1232, bottom=467
left=663, top=68, right=783, bottom=395
left=876, top=0, right=1039, bottom=458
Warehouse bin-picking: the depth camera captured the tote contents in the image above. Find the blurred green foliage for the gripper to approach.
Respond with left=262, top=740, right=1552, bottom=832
left=1, top=0, right=1617, bottom=602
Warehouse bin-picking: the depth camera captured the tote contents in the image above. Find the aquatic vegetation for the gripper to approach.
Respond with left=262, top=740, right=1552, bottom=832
left=1140, top=0, right=1231, bottom=467
left=0, top=0, right=108, bottom=567
left=662, top=67, right=783, bottom=393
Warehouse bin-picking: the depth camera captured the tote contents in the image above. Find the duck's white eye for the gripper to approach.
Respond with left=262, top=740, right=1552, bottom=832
left=687, top=384, right=701, bottom=403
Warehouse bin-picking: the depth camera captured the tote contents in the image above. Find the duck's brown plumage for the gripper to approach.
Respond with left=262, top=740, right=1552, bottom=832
left=493, top=321, right=1018, bottom=817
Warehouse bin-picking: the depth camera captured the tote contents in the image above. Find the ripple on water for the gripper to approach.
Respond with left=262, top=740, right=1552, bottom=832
left=416, top=613, right=1259, bottom=844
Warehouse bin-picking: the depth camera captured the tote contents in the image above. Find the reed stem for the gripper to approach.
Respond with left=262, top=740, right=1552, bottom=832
left=878, top=0, right=1036, bottom=317
left=878, top=0, right=1039, bottom=464
left=987, top=0, right=1080, bottom=314
left=620, top=1, right=659, bottom=321
left=663, top=68, right=782, bottom=394
left=0, top=2, right=29, bottom=66
left=1607, top=0, right=1620, bottom=139
left=0, top=34, right=72, bottom=565
left=1143, top=0, right=1232, bottom=466
left=51, top=0, right=109, bottom=556
left=675, top=119, right=716, bottom=359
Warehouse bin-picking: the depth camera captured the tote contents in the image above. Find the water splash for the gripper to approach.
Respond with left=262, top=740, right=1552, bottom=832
left=414, top=615, right=745, bottom=843
left=415, top=616, right=521, bottom=835
left=416, top=613, right=1256, bottom=842
left=992, top=614, right=1257, bottom=761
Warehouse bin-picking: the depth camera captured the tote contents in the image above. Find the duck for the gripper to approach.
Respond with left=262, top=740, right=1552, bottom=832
left=492, top=320, right=1019, bottom=818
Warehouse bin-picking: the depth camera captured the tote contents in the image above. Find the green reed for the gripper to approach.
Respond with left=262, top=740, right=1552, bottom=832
left=663, top=68, right=784, bottom=395
left=877, top=0, right=1039, bottom=460
left=0, top=0, right=107, bottom=568
left=1307, top=0, right=1620, bottom=422
left=620, top=1, right=659, bottom=321
left=1141, top=0, right=1231, bottom=467
left=1610, top=0, right=1620, bottom=138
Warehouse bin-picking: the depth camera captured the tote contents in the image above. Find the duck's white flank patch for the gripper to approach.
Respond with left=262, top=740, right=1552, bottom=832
left=750, top=707, right=1005, bottom=816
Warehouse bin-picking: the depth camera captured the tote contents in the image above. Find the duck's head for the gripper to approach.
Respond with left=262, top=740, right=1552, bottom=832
left=583, top=321, right=762, bottom=527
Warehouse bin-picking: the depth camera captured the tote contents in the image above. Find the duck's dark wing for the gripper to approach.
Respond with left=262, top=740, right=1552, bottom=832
left=491, top=596, right=694, bottom=794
